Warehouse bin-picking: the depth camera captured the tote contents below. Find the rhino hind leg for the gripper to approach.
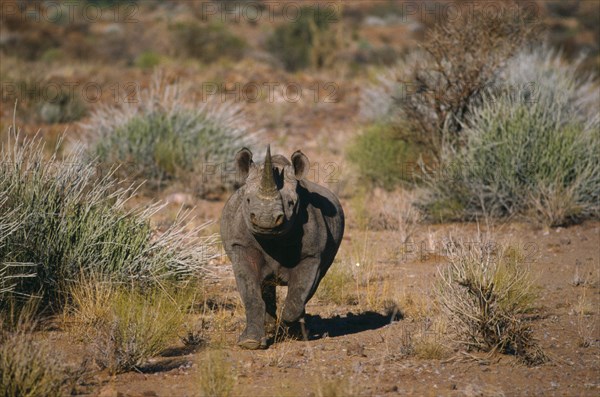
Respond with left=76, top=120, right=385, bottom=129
left=281, top=258, right=323, bottom=325
left=262, top=278, right=277, bottom=334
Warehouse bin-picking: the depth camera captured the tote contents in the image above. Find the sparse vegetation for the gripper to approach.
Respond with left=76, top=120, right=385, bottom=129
left=0, top=330, right=80, bottom=397
left=197, top=350, right=235, bottom=397
left=0, top=299, right=85, bottom=397
left=423, top=48, right=600, bottom=225
left=0, top=0, right=597, bottom=394
left=316, top=260, right=355, bottom=305
left=315, top=377, right=354, bottom=397
left=66, top=276, right=193, bottom=374
left=83, top=77, right=256, bottom=195
left=267, top=6, right=343, bottom=71
left=347, top=123, right=425, bottom=189
left=396, top=7, right=537, bottom=158
left=135, top=51, right=163, bottom=69
left=0, top=127, right=217, bottom=311
left=437, top=241, right=547, bottom=366
left=36, top=91, right=87, bottom=124
left=172, top=21, right=246, bottom=63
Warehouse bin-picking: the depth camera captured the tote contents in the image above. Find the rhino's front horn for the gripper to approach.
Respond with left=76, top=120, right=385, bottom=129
left=259, top=145, right=278, bottom=197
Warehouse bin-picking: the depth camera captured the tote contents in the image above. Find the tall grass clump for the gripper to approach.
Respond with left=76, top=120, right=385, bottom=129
left=82, top=76, right=256, bottom=196
left=0, top=127, right=218, bottom=311
left=423, top=48, right=600, bottom=225
left=66, top=276, right=193, bottom=374
left=437, top=240, right=547, bottom=366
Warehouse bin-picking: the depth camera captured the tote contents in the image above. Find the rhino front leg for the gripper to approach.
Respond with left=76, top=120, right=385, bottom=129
left=230, top=246, right=267, bottom=349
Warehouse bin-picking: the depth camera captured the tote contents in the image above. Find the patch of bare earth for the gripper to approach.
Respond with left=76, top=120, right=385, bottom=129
left=47, top=220, right=599, bottom=397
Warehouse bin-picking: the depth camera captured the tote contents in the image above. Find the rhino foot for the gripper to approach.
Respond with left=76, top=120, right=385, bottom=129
left=238, top=327, right=267, bottom=349
left=238, top=337, right=268, bottom=350
left=276, top=319, right=309, bottom=341
left=265, top=311, right=279, bottom=335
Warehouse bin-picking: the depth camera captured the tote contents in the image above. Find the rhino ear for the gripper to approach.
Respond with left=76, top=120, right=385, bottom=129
left=235, top=147, right=253, bottom=181
left=291, top=150, right=309, bottom=180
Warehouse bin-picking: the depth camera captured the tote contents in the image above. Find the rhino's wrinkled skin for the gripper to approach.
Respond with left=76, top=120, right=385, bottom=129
left=220, top=146, right=345, bottom=349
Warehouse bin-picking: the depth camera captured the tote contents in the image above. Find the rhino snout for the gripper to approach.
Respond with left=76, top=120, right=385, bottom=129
left=250, top=211, right=285, bottom=229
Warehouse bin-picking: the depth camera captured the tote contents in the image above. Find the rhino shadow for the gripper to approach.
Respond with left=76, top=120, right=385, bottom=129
left=305, top=310, right=403, bottom=340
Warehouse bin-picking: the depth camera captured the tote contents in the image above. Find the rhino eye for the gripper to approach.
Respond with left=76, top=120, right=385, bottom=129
left=247, top=198, right=250, bottom=204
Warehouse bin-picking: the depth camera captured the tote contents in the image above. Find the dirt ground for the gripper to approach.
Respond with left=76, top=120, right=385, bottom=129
left=46, top=216, right=599, bottom=397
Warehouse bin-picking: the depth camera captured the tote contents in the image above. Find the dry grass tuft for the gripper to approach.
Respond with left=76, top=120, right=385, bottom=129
left=386, top=317, right=450, bottom=361
left=398, top=292, right=432, bottom=321
left=316, top=259, right=356, bottom=305
left=65, top=275, right=193, bottom=374
left=437, top=240, right=548, bottom=365
left=0, top=299, right=86, bottom=397
left=366, top=188, right=422, bottom=240
left=315, top=377, right=354, bottom=397
left=197, top=350, right=235, bottom=397
left=574, top=287, right=597, bottom=348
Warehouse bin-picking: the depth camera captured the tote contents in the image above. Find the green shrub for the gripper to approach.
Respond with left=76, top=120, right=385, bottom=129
left=134, top=51, right=162, bottom=69
left=422, top=49, right=599, bottom=225
left=437, top=242, right=547, bottom=366
left=172, top=22, right=245, bottom=63
left=266, top=6, right=340, bottom=71
left=83, top=78, right=256, bottom=195
left=41, top=48, right=64, bottom=63
left=0, top=129, right=217, bottom=310
left=347, top=123, right=425, bottom=190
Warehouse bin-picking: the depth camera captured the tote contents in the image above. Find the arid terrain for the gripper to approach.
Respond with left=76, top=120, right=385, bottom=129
left=1, top=1, right=599, bottom=396
left=49, top=219, right=600, bottom=397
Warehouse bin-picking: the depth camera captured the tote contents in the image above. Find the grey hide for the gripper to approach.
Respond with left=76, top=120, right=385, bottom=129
left=220, top=145, right=345, bottom=349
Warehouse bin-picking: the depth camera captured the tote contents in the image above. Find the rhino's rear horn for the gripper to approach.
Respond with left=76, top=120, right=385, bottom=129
left=259, top=145, right=278, bottom=197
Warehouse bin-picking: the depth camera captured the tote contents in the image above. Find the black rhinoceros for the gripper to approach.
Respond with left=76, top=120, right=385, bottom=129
left=220, top=145, right=344, bottom=349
